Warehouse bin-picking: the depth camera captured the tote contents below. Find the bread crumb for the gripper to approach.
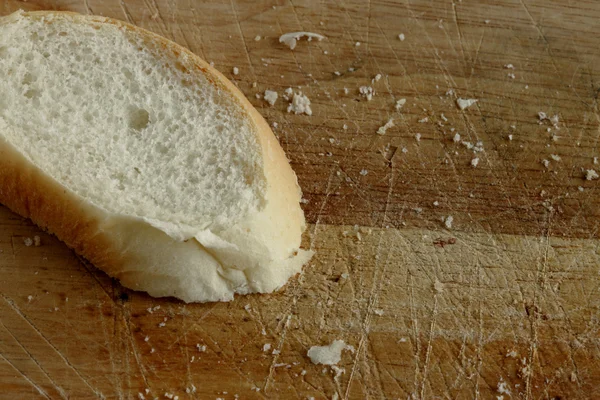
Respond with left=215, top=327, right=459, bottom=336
left=398, top=33, right=405, bottom=41
left=27, top=295, right=33, bottom=302
left=287, top=92, right=312, bottom=115
left=374, top=73, right=382, bottom=82
left=570, top=371, right=577, bottom=382
left=138, top=393, right=145, bottom=400
left=395, top=98, right=406, bottom=110
left=471, top=157, right=479, bottom=168
left=542, top=159, right=550, bottom=169
left=373, top=309, right=384, bottom=316
left=359, top=169, right=368, bottom=176
left=263, top=343, right=271, bottom=352
left=359, top=86, right=374, bottom=101
left=343, top=87, right=349, bottom=95
left=24, top=237, right=33, bottom=247
left=497, top=378, right=511, bottom=395
left=586, top=169, right=599, bottom=180
left=506, top=350, right=518, bottom=358
left=453, top=133, right=461, bottom=143
left=254, top=35, right=261, bottom=41
left=307, top=340, right=354, bottom=365
left=444, top=216, right=453, bottom=229
left=164, top=393, right=174, bottom=399
left=279, top=32, right=326, bottom=50
left=508, top=134, right=513, bottom=141
left=196, top=343, right=207, bottom=352
left=594, top=157, right=598, bottom=165
left=355, top=41, right=361, bottom=47
left=33, top=235, right=41, bottom=246
left=343, top=124, right=348, bottom=130
left=550, top=154, right=561, bottom=162
left=147, top=305, right=160, bottom=314
left=144, top=336, right=149, bottom=342
left=377, top=119, right=394, bottom=135
left=415, top=133, right=421, bottom=141
left=440, top=113, right=448, bottom=122
left=401, top=147, right=408, bottom=154
left=263, top=90, right=278, bottom=106
left=185, top=385, right=197, bottom=394
left=504, top=64, right=514, bottom=69
left=418, top=117, right=429, bottom=123
left=232, top=67, right=239, bottom=75
left=434, top=279, right=444, bottom=293
left=456, top=98, right=478, bottom=110
left=578, top=186, right=584, bottom=192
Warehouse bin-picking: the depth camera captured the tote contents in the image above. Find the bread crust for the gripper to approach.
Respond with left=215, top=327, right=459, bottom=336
left=0, top=11, right=311, bottom=302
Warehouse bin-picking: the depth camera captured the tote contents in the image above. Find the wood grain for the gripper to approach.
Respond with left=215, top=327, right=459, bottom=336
left=2, top=0, right=600, bottom=398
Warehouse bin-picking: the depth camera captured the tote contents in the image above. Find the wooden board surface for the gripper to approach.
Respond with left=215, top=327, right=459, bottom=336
left=2, top=0, right=600, bottom=398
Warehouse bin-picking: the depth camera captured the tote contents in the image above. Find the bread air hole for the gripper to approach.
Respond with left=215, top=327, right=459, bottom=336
left=128, top=107, right=150, bottom=132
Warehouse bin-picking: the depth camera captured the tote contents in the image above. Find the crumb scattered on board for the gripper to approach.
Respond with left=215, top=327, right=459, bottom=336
left=263, top=90, right=278, bottom=106
left=586, top=169, right=599, bottom=180
left=395, top=98, right=406, bottom=110
left=456, top=98, right=478, bottom=110
left=444, top=215, right=453, bottom=229
left=287, top=92, right=312, bottom=115
left=377, top=119, right=394, bottom=135
left=307, top=340, right=354, bottom=365
left=279, top=32, right=326, bottom=50
left=359, top=86, right=374, bottom=101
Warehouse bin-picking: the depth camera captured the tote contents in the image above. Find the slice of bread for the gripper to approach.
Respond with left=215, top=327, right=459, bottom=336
left=0, top=11, right=313, bottom=302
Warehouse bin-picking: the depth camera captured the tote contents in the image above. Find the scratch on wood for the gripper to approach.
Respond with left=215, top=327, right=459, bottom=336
left=229, top=0, right=257, bottom=79
left=264, top=314, right=292, bottom=393
left=83, top=0, right=93, bottom=15
left=0, top=321, right=64, bottom=399
left=419, top=294, right=439, bottom=400
left=344, top=168, right=396, bottom=399
left=123, top=306, right=151, bottom=389
left=119, top=0, right=135, bottom=24
left=1, top=294, right=100, bottom=397
left=0, top=351, right=52, bottom=399
left=310, top=166, right=338, bottom=250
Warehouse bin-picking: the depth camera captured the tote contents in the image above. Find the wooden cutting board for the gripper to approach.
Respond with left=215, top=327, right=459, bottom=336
left=2, top=0, right=600, bottom=398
